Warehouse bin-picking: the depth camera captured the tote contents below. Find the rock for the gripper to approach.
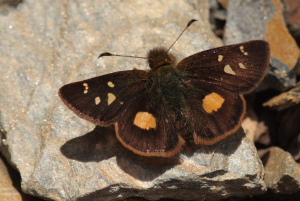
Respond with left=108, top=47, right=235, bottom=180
left=210, top=0, right=227, bottom=38
left=57, top=128, right=265, bottom=201
left=263, top=84, right=300, bottom=161
left=0, top=0, right=268, bottom=200
left=262, top=147, right=300, bottom=194
left=224, top=0, right=298, bottom=91
left=0, top=153, right=44, bottom=201
left=0, top=0, right=22, bottom=7
left=242, top=108, right=269, bottom=144
left=0, top=153, right=23, bottom=201
left=282, top=0, right=300, bottom=46
left=283, top=0, right=300, bottom=28
left=218, top=0, right=229, bottom=9
left=277, top=107, right=300, bottom=161
left=263, top=82, right=300, bottom=111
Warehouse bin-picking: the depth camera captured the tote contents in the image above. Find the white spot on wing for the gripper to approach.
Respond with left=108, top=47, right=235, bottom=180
left=83, top=83, right=89, bottom=94
left=107, top=81, right=115, bottom=88
left=239, top=63, right=246, bottom=69
left=218, top=55, right=223, bottom=62
left=224, top=64, right=236, bottom=75
left=107, top=93, right=116, bottom=105
left=239, top=46, right=248, bottom=56
left=95, top=97, right=101, bottom=105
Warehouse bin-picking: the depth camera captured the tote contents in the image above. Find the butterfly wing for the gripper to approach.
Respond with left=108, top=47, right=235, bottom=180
left=115, top=89, right=185, bottom=157
left=182, top=82, right=245, bottom=145
left=177, top=40, right=270, bottom=145
left=59, top=70, right=149, bottom=126
left=59, top=69, right=185, bottom=157
left=177, top=40, right=270, bottom=93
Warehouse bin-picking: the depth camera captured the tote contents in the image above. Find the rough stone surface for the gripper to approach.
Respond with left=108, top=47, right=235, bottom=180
left=224, top=0, right=298, bottom=91
left=242, top=109, right=268, bottom=144
left=0, top=0, right=269, bottom=200
left=0, top=154, right=23, bottom=201
left=0, top=0, right=21, bottom=7
left=263, top=82, right=300, bottom=110
left=283, top=0, right=300, bottom=46
left=0, top=153, right=44, bottom=201
left=262, top=147, right=300, bottom=194
left=263, top=83, right=300, bottom=161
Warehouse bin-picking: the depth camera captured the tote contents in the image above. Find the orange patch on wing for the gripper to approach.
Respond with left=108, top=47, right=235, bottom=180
left=203, top=92, right=225, bottom=113
left=115, top=123, right=186, bottom=157
left=195, top=95, right=246, bottom=145
left=133, top=112, right=157, bottom=130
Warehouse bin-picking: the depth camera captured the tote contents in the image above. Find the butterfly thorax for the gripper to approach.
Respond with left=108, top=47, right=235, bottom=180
left=146, top=47, right=185, bottom=111
left=147, top=55, right=190, bottom=119
left=147, top=47, right=176, bottom=70
left=148, top=64, right=194, bottom=143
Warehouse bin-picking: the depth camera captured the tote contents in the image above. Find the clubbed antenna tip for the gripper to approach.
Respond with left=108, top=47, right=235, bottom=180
left=98, top=52, right=113, bottom=58
left=166, top=19, right=198, bottom=53
left=98, top=52, right=147, bottom=59
left=187, top=19, right=198, bottom=27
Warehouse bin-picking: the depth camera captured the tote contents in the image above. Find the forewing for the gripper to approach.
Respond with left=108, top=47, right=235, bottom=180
left=177, top=40, right=270, bottom=93
left=59, top=70, right=149, bottom=126
left=183, top=82, right=245, bottom=145
left=115, top=91, right=185, bottom=157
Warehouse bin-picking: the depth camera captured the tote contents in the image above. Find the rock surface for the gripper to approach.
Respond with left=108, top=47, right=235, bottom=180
left=262, top=147, right=300, bottom=194
left=263, top=82, right=300, bottom=110
left=283, top=0, right=300, bottom=46
left=0, top=0, right=268, bottom=200
left=0, top=153, right=43, bottom=201
left=224, top=0, right=299, bottom=91
left=0, top=153, right=23, bottom=201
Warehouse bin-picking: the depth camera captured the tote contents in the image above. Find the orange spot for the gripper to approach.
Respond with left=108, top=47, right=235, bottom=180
left=133, top=112, right=157, bottom=130
left=203, top=92, right=225, bottom=113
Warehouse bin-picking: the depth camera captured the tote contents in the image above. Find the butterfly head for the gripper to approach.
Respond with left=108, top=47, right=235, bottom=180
left=147, top=48, right=176, bottom=70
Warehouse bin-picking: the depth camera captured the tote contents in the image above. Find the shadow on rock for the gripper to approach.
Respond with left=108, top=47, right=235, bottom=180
left=60, top=126, right=244, bottom=181
left=182, top=128, right=245, bottom=158
left=60, top=126, right=181, bottom=181
left=60, top=126, right=119, bottom=162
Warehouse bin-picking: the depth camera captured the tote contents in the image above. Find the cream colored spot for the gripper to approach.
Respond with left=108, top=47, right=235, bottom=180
left=107, top=93, right=116, bottom=105
left=224, top=64, right=236, bottom=75
left=83, top=83, right=89, bottom=94
left=120, top=101, right=124, bottom=105
left=133, top=112, right=157, bottom=130
left=95, top=97, right=101, bottom=105
left=107, top=81, right=115, bottom=88
left=203, top=92, right=225, bottom=113
left=218, top=55, right=223, bottom=62
left=239, top=46, right=248, bottom=56
left=239, top=63, right=246, bottom=69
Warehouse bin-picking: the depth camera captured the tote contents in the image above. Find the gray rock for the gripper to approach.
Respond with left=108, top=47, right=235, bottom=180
left=224, top=0, right=298, bottom=91
left=262, top=147, right=300, bottom=194
left=0, top=0, right=21, bottom=8
left=0, top=0, right=265, bottom=200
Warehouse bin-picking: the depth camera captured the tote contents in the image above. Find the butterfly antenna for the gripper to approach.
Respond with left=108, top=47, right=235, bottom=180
left=99, top=19, right=197, bottom=59
left=98, top=52, right=147, bottom=59
left=166, top=19, right=198, bottom=53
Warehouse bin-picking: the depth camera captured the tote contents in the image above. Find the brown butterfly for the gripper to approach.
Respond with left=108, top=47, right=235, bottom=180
left=59, top=20, right=270, bottom=157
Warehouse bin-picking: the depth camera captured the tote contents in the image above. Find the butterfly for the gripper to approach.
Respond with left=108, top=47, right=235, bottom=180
left=59, top=20, right=270, bottom=157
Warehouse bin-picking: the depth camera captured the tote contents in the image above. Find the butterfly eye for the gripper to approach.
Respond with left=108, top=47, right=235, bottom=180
left=148, top=59, right=155, bottom=69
